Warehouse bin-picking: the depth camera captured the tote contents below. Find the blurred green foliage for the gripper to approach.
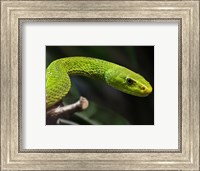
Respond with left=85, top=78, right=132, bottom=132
left=46, top=46, right=154, bottom=125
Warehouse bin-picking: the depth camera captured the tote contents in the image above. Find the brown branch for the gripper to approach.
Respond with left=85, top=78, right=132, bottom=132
left=46, top=96, right=89, bottom=125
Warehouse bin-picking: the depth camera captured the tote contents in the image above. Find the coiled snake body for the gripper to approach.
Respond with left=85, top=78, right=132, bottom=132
left=46, top=57, right=152, bottom=109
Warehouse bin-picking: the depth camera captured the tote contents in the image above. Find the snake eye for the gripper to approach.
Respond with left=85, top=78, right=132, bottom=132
left=126, top=78, right=135, bottom=85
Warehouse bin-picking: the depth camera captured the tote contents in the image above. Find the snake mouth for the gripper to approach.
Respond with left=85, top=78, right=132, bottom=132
left=144, top=86, right=152, bottom=94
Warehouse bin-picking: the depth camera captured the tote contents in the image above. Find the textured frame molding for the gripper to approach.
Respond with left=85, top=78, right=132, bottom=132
left=1, top=0, right=199, bottom=170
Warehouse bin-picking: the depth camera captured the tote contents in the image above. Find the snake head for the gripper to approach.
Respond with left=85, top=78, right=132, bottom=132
left=105, top=65, right=152, bottom=97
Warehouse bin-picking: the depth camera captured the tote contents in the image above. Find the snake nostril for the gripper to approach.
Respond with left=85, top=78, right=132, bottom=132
left=141, top=86, right=146, bottom=91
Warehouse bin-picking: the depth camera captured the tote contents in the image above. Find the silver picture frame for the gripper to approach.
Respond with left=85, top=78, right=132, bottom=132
left=1, top=0, right=199, bottom=170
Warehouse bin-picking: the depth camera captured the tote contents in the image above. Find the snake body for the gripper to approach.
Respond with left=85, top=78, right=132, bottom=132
left=46, top=57, right=152, bottom=109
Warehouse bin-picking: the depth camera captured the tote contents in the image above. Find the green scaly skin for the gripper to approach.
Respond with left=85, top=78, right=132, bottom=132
left=46, top=57, right=152, bottom=109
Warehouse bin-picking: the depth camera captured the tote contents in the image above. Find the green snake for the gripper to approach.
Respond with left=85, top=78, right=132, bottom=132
left=46, top=57, right=152, bottom=109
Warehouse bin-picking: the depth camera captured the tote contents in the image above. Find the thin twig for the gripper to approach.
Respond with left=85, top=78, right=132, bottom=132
left=57, top=118, right=79, bottom=125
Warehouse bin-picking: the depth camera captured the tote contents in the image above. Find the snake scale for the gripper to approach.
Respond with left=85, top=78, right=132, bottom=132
left=46, top=57, right=152, bottom=109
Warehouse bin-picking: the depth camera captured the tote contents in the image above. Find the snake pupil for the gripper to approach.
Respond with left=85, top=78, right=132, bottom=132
left=127, top=78, right=135, bottom=85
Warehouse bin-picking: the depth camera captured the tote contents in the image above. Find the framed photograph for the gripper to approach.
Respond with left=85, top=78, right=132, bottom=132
left=1, top=0, right=199, bottom=170
left=45, top=46, right=154, bottom=125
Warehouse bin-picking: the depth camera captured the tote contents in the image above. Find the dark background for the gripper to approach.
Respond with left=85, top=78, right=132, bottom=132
left=46, top=46, right=154, bottom=125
